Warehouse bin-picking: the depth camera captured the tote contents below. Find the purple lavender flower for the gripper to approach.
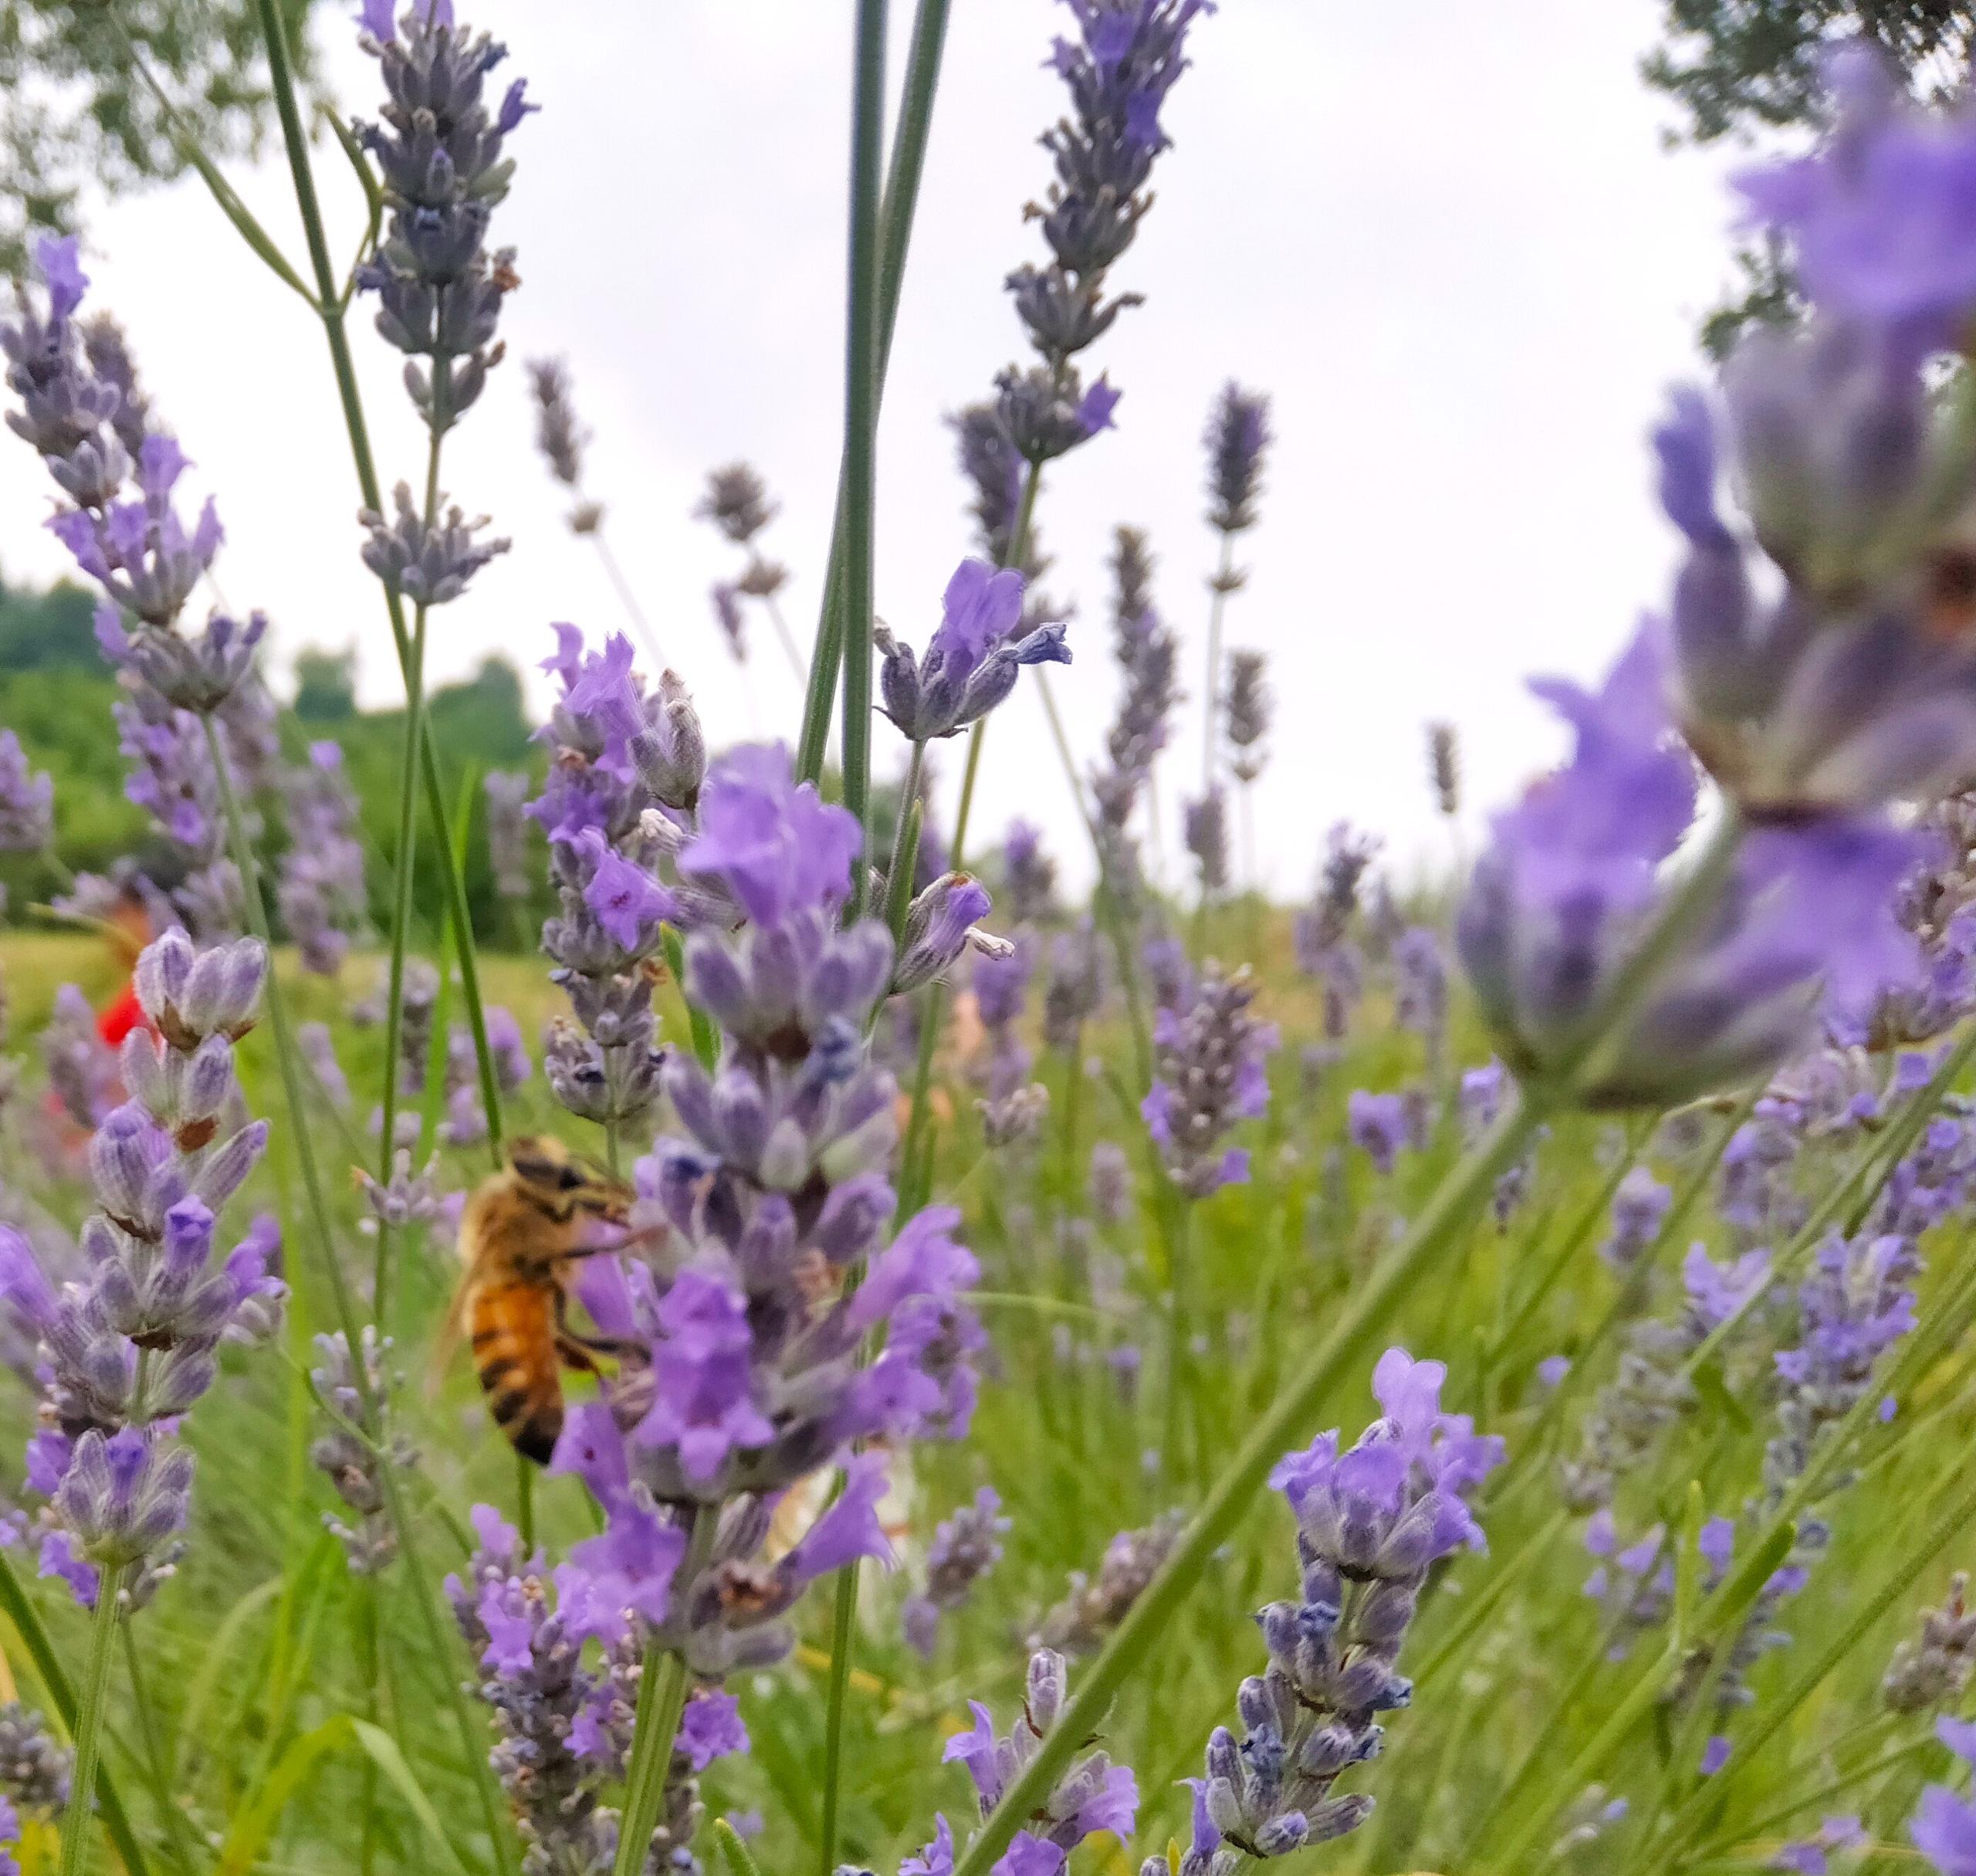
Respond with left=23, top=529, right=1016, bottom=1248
left=1001, top=818, right=1059, bottom=925
left=1736, top=46, right=1976, bottom=354
left=1886, top=1574, right=1976, bottom=1715
left=39, top=985, right=117, bottom=1130
left=1165, top=1350, right=1502, bottom=1872
left=1183, top=788, right=1230, bottom=896
left=484, top=769, right=536, bottom=902
left=1224, top=649, right=1271, bottom=785
left=938, top=1649, right=1138, bottom=1873
left=277, top=742, right=367, bottom=976
left=1205, top=382, right=1271, bottom=536
left=1913, top=1716, right=1976, bottom=1873
left=878, top=560, right=1070, bottom=744
left=1089, top=528, right=1181, bottom=901
left=1142, top=964, right=1277, bottom=1197
left=979, top=0, right=1210, bottom=482
left=528, top=357, right=604, bottom=534
left=445, top=1505, right=744, bottom=1874
left=0, top=931, right=279, bottom=1606
left=0, top=733, right=52, bottom=853
left=1644, top=59, right=1976, bottom=818
left=1601, top=1167, right=1673, bottom=1275
left=1457, top=624, right=1920, bottom=1108
left=1347, top=1091, right=1407, bottom=1176
left=530, top=628, right=710, bottom=1128
left=902, top=1487, right=1010, bottom=1658
left=354, top=4, right=530, bottom=428
left=358, top=486, right=509, bottom=606
left=1032, top=1512, right=1185, bottom=1658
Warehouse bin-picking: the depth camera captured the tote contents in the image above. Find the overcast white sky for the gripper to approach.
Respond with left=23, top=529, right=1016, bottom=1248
left=0, top=0, right=1758, bottom=894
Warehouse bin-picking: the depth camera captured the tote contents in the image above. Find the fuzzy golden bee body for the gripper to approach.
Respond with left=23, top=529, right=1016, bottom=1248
left=450, top=1135, right=634, bottom=1465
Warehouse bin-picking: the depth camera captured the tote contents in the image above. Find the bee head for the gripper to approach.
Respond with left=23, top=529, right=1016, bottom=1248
left=506, top=1135, right=631, bottom=1222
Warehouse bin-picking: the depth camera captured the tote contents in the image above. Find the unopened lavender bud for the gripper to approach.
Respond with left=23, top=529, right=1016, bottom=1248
left=1027, top=1647, right=1067, bottom=1732
left=150, top=935, right=264, bottom=1048
left=893, top=874, right=993, bottom=995
left=979, top=1083, right=1050, bottom=1150
left=192, top=1123, right=269, bottom=1214
left=630, top=670, right=706, bottom=808
left=358, top=484, right=509, bottom=606
left=1253, top=1813, right=1308, bottom=1857
left=1427, top=721, right=1460, bottom=817
left=1308, top=1796, right=1375, bottom=1844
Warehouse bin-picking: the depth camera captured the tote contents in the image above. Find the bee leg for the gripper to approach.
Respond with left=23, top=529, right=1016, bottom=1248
left=552, top=1285, right=641, bottom=1363
left=555, top=1333, right=604, bottom=1374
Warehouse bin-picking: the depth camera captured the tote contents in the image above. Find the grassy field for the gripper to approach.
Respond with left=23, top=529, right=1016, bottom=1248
left=0, top=921, right=1971, bottom=1876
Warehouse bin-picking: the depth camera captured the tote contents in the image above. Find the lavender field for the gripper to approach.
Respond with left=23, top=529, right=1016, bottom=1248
left=1, top=3, right=1975, bottom=1874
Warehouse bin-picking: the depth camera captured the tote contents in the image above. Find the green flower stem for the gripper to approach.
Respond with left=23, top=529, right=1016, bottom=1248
left=590, top=527, right=668, bottom=676
left=1485, top=1081, right=1760, bottom=1512
left=202, top=720, right=516, bottom=1876
left=817, top=1532, right=864, bottom=1876
left=946, top=813, right=1750, bottom=1876
left=1159, top=1196, right=1196, bottom=1487
left=825, top=0, right=898, bottom=1759
left=612, top=1509, right=716, bottom=1876
left=250, top=0, right=506, bottom=1169
left=797, top=0, right=956, bottom=784
left=1201, top=530, right=1234, bottom=793
left=56, top=1562, right=126, bottom=1876
left=122, top=1620, right=198, bottom=1876
left=895, top=464, right=1044, bottom=1204
left=665, top=926, right=721, bottom=1072
left=884, top=741, right=929, bottom=946
left=374, top=371, right=451, bottom=1324
left=837, top=0, right=889, bottom=925
left=0, top=1553, right=148, bottom=1876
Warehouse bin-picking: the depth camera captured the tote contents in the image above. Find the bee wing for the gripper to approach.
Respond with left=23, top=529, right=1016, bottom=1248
left=425, top=1274, right=474, bottom=1400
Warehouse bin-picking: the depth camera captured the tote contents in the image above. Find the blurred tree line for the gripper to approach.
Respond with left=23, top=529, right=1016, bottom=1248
left=1643, top=2, right=1976, bottom=353
left=0, top=570, right=551, bottom=950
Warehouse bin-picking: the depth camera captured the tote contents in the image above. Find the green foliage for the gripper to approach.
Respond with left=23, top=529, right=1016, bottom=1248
left=0, top=0, right=319, bottom=279
left=0, top=623, right=546, bottom=944
left=292, top=644, right=358, bottom=723
left=1643, top=0, right=1976, bottom=146
left=0, top=571, right=98, bottom=673
left=1643, top=3, right=1976, bottom=347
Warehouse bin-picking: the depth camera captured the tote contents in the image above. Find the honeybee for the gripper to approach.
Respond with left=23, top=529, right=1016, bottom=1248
left=448, top=1135, right=637, bottom=1464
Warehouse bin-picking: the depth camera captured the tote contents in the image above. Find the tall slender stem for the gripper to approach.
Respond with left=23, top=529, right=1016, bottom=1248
left=885, top=741, right=929, bottom=945
left=590, top=529, right=667, bottom=674
left=837, top=0, right=888, bottom=919
left=0, top=1553, right=149, bottom=1876
left=375, top=363, right=452, bottom=1323
left=612, top=1510, right=714, bottom=1876
left=817, top=1537, right=862, bottom=1876
left=201, top=718, right=516, bottom=1876
left=798, top=0, right=955, bottom=782
left=1159, top=1197, right=1194, bottom=1484
left=122, top=1622, right=198, bottom=1876
left=56, top=1563, right=125, bottom=1876
left=250, top=0, right=504, bottom=1167
left=1201, top=531, right=1233, bottom=792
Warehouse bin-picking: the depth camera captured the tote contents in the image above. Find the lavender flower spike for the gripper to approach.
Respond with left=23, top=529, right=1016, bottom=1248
left=1205, top=382, right=1271, bottom=538
left=0, top=732, right=52, bottom=852
left=1161, top=1350, right=1501, bottom=1874
left=878, top=560, right=1070, bottom=743
left=1143, top=963, right=1277, bottom=1197
left=1457, top=622, right=1920, bottom=1108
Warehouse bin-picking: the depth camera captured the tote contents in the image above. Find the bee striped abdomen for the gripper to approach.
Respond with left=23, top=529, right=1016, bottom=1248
left=469, top=1282, right=563, bottom=1465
